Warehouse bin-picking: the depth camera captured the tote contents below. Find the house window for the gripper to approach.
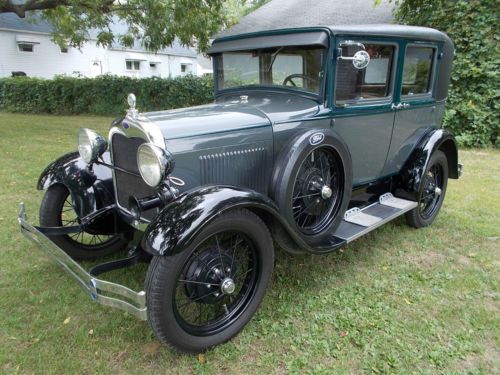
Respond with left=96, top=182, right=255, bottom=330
left=401, top=46, right=435, bottom=97
left=126, top=60, right=141, bottom=70
left=18, top=43, right=34, bottom=52
left=181, top=63, right=192, bottom=74
left=335, top=43, right=395, bottom=106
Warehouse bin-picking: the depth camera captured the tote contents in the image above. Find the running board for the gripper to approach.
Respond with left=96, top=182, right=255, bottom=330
left=333, top=193, right=417, bottom=243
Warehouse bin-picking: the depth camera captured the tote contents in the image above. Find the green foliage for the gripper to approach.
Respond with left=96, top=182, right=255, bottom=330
left=2, top=1, right=263, bottom=53
left=3, top=0, right=229, bottom=52
left=0, top=75, right=214, bottom=116
left=390, top=0, right=499, bottom=147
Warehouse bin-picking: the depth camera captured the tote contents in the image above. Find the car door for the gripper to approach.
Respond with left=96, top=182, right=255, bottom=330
left=382, top=42, right=441, bottom=175
left=332, top=39, right=398, bottom=186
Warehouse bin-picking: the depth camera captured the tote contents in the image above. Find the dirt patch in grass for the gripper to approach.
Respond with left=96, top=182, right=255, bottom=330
left=404, top=250, right=447, bottom=268
left=451, top=340, right=500, bottom=373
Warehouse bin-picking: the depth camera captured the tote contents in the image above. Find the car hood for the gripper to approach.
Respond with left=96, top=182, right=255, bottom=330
left=142, top=92, right=320, bottom=140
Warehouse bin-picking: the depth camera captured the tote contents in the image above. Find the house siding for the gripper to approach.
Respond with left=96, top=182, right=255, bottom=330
left=0, top=29, right=202, bottom=78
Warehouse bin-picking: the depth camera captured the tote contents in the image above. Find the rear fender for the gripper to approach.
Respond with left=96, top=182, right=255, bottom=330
left=397, top=129, right=459, bottom=200
left=37, top=151, right=115, bottom=217
left=141, top=185, right=343, bottom=257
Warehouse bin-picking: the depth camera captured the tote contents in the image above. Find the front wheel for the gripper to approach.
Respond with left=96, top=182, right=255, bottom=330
left=39, top=184, right=127, bottom=260
left=145, top=209, right=274, bottom=353
left=405, top=150, right=449, bottom=228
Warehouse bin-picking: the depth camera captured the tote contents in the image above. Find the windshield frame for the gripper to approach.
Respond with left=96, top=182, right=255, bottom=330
left=213, top=45, right=329, bottom=102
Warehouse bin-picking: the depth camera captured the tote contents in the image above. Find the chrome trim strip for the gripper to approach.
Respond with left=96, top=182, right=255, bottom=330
left=18, top=203, right=147, bottom=320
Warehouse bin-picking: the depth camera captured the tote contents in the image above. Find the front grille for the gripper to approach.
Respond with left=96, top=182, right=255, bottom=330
left=111, top=133, right=158, bottom=220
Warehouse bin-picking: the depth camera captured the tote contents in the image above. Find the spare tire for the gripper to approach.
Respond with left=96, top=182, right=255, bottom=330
left=272, top=129, right=352, bottom=244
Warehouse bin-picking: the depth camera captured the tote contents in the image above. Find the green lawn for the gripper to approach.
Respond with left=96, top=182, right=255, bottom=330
left=0, top=113, right=498, bottom=374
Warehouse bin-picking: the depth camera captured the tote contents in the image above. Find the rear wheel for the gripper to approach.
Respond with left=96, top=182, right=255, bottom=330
left=39, top=184, right=127, bottom=260
left=406, top=150, right=448, bottom=228
left=146, top=209, right=274, bottom=353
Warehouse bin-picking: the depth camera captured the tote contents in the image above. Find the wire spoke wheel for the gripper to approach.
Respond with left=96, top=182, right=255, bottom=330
left=173, top=231, right=258, bottom=336
left=60, top=195, right=114, bottom=247
left=406, top=150, right=449, bottom=229
left=40, top=184, right=126, bottom=259
left=291, top=147, right=342, bottom=234
left=418, top=164, right=444, bottom=220
left=146, top=209, right=274, bottom=353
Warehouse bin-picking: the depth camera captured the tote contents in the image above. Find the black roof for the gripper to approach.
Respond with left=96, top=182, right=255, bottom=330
left=217, top=0, right=395, bottom=38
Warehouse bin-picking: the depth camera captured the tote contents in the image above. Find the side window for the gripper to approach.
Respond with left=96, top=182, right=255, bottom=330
left=335, top=44, right=395, bottom=106
left=402, top=46, right=435, bottom=97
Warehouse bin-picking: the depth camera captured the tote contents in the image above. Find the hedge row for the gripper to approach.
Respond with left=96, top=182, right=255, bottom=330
left=0, top=75, right=214, bottom=116
left=394, top=0, right=499, bottom=147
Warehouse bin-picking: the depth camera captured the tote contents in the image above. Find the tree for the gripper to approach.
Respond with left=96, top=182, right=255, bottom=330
left=379, top=0, right=499, bottom=147
left=0, top=0, right=252, bottom=52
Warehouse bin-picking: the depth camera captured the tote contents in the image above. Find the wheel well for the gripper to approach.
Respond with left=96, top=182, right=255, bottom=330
left=438, top=139, right=459, bottom=179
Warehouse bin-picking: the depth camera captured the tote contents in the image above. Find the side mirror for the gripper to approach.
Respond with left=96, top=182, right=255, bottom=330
left=337, top=41, right=370, bottom=69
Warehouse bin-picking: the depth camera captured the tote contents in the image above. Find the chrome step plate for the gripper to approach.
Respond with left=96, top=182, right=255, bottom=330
left=334, top=193, right=417, bottom=243
left=344, top=209, right=382, bottom=227
left=379, top=193, right=416, bottom=210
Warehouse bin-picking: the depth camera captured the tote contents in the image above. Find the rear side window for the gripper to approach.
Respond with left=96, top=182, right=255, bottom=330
left=335, top=44, right=395, bottom=106
left=402, top=46, right=435, bottom=97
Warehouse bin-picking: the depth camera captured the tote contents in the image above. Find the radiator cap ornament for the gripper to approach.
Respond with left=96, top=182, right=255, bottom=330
left=127, top=93, right=136, bottom=109
left=127, top=93, right=138, bottom=118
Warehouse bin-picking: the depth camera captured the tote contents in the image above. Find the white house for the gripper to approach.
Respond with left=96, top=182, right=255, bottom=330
left=0, top=13, right=213, bottom=78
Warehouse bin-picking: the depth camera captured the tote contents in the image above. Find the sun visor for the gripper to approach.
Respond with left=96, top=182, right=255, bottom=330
left=208, top=31, right=329, bottom=54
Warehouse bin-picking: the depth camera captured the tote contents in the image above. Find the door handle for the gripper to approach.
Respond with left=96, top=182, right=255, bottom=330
left=391, top=103, right=403, bottom=110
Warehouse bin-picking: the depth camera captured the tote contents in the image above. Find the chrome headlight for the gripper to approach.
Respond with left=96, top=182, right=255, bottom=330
left=77, top=128, right=107, bottom=164
left=137, top=143, right=174, bottom=187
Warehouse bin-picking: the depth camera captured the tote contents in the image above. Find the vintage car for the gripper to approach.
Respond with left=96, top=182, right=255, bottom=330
left=19, top=24, right=462, bottom=353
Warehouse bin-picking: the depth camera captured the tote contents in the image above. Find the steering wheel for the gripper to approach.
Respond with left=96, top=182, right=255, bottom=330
left=283, top=74, right=318, bottom=87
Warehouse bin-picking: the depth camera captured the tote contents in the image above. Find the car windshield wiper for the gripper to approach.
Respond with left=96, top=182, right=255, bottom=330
left=266, top=47, right=284, bottom=72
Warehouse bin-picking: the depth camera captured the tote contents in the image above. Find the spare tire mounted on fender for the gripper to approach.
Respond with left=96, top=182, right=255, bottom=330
left=273, top=129, right=352, bottom=244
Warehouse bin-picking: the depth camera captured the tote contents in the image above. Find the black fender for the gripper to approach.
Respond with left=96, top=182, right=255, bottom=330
left=141, top=185, right=345, bottom=257
left=397, top=129, right=459, bottom=200
left=37, top=151, right=115, bottom=217
left=270, top=128, right=352, bottom=246
left=270, top=128, right=353, bottom=198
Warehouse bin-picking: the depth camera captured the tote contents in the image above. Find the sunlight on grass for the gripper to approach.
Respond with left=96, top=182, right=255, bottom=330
left=0, top=113, right=498, bottom=374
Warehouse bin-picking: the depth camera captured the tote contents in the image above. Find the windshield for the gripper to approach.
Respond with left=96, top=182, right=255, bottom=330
left=215, top=46, right=325, bottom=95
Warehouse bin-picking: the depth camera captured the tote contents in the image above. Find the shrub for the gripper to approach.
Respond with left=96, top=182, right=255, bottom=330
left=392, top=0, right=499, bottom=147
left=0, top=74, right=214, bottom=116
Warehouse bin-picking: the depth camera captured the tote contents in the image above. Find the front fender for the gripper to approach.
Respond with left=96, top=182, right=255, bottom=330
left=37, top=151, right=115, bottom=217
left=398, top=129, right=459, bottom=200
left=141, top=185, right=344, bottom=257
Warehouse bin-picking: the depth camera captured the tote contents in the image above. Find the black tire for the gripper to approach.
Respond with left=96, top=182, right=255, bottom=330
left=273, top=130, right=351, bottom=244
left=146, top=209, right=274, bottom=353
left=39, top=184, right=127, bottom=260
left=406, top=150, right=448, bottom=228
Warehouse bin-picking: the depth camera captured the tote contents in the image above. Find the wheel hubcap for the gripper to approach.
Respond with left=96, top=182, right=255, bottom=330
left=220, top=278, right=236, bottom=295
left=321, top=185, right=333, bottom=199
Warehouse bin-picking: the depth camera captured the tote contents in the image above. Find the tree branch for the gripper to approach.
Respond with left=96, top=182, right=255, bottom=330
left=1, top=0, right=69, bottom=17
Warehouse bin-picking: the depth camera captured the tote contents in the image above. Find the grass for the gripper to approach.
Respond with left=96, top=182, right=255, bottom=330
left=0, top=112, right=498, bottom=374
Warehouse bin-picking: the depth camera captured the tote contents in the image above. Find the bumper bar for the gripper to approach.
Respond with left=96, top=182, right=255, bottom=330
left=18, top=203, right=147, bottom=320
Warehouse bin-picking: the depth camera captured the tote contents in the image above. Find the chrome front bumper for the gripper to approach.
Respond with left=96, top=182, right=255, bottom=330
left=18, top=203, right=147, bottom=320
